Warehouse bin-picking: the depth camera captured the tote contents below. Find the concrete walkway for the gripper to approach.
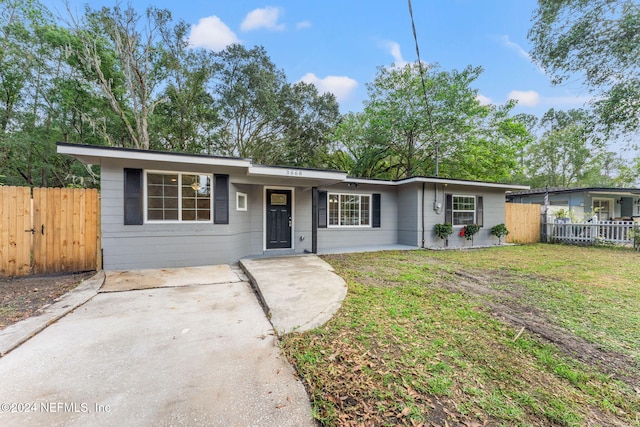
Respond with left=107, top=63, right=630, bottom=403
left=241, top=255, right=347, bottom=334
left=0, top=255, right=348, bottom=425
left=0, top=272, right=105, bottom=357
left=0, top=265, right=314, bottom=427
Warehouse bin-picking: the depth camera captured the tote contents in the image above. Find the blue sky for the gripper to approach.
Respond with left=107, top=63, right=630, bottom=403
left=42, top=0, right=594, bottom=118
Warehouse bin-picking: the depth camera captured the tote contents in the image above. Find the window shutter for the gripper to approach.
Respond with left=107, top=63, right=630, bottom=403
left=214, top=174, right=229, bottom=224
left=124, top=168, right=143, bottom=225
left=445, top=194, right=452, bottom=224
left=318, top=191, right=327, bottom=228
left=476, top=196, right=484, bottom=227
left=372, top=193, right=381, bottom=228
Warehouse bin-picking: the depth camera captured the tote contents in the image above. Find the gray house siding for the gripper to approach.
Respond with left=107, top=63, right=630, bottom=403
left=397, top=184, right=420, bottom=246
left=317, top=183, right=398, bottom=251
left=101, top=159, right=261, bottom=269
left=59, top=143, right=528, bottom=270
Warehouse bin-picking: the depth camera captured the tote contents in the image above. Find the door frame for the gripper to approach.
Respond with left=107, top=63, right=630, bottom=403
left=263, top=186, right=295, bottom=251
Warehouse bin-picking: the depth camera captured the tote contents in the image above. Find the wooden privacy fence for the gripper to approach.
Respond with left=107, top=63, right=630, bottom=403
left=505, top=203, right=541, bottom=244
left=0, top=186, right=100, bottom=276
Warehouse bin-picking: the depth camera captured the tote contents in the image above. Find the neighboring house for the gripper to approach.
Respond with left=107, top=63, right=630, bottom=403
left=507, top=187, right=640, bottom=221
left=58, top=143, right=528, bottom=270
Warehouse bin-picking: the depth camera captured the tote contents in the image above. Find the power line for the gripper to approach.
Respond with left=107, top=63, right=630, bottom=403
left=407, top=0, right=439, bottom=176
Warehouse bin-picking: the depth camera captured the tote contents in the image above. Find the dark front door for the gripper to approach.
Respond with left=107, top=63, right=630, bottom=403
left=266, top=189, right=292, bottom=249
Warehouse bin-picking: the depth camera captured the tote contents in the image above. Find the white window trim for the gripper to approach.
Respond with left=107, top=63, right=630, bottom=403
left=327, top=192, right=372, bottom=228
left=452, top=194, right=476, bottom=227
left=592, top=198, right=614, bottom=221
left=144, top=170, right=213, bottom=224
left=236, top=192, right=248, bottom=211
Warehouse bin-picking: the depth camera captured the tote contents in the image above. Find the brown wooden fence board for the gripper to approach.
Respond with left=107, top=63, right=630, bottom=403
left=32, top=187, right=99, bottom=275
left=0, top=187, right=100, bottom=276
left=0, top=187, right=32, bottom=276
left=506, top=203, right=541, bottom=244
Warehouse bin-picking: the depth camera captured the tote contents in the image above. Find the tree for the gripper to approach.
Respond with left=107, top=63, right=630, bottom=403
left=333, top=63, right=526, bottom=181
left=151, top=20, right=219, bottom=153
left=525, top=109, right=598, bottom=188
left=66, top=5, right=171, bottom=149
left=209, top=44, right=340, bottom=166
left=529, top=0, right=640, bottom=138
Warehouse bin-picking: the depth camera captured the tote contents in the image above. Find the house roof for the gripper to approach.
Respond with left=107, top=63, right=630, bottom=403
left=57, top=142, right=529, bottom=190
left=507, top=187, right=640, bottom=197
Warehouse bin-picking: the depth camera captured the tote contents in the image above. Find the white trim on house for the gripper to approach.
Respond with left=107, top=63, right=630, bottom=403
left=236, top=192, right=248, bottom=211
left=399, top=177, right=529, bottom=190
left=327, top=192, right=373, bottom=228
left=58, top=143, right=252, bottom=169
left=262, top=186, right=295, bottom=252
left=143, top=169, right=214, bottom=224
left=248, top=164, right=347, bottom=181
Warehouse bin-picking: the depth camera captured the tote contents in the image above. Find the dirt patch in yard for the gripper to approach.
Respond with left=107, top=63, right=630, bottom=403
left=444, top=270, right=640, bottom=388
left=0, top=272, right=95, bottom=330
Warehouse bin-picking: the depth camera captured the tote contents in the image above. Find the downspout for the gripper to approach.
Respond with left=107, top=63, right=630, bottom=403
left=421, top=182, right=425, bottom=248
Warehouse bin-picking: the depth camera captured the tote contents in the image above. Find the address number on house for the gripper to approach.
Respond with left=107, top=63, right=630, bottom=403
left=286, top=170, right=303, bottom=176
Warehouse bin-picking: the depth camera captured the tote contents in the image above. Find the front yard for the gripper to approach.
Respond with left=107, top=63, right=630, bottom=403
left=281, top=244, right=640, bottom=426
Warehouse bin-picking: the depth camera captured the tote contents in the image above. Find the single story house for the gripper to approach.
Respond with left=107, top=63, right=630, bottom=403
left=58, top=143, right=529, bottom=270
left=507, top=187, right=640, bottom=222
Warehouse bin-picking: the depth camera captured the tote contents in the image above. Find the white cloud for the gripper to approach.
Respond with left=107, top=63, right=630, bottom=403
left=189, top=16, right=239, bottom=51
left=508, top=90, right=541, bottom=107
left=299, top=73, right=358, bottom=102
left=499, top=35, right=545, bottom=73
left=381, top=41, right=408, bottom=68
left=241, top=7, right=285, bottom=32
left=476, top=94, right=493, bottom=106
left=296, top=20, right=311, bottom=30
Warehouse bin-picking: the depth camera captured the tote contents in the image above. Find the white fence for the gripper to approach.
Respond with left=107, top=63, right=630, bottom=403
left=546, top=221, right=637, bottom=245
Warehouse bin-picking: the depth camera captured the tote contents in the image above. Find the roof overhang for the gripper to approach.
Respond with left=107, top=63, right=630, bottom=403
left=398, top=177, right=529, bottom=190
left=247, top=164, right=347, bottom=181
left=57, top=143, right=252, bottom=168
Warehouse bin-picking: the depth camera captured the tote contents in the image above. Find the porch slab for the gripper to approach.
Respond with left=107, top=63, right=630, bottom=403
left=101, top=264, right=243, bottom=292
left=240, top=255, right=347, bottom=334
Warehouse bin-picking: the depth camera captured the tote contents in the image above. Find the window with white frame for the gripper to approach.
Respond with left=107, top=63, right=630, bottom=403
left=452, top=195, right=475, bottom=225
left=236, top=192, right=247, bottom=211
left=146, top=172, right=212, bottom=222
left=328, top=193, right=371, bottom=226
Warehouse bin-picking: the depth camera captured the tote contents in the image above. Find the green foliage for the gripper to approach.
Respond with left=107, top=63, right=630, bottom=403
left=529, top=0, right=640, bottom=138
left=332, top=63, right=526, bottom=180
left=490, top=223, right=509, bottom=244
left=460, top=224, right=480, bottom=240
left=434, top=223, right=453, bottom=241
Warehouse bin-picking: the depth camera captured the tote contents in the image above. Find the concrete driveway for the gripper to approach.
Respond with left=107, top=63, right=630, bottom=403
left=0, top=265, right=313, bottom=426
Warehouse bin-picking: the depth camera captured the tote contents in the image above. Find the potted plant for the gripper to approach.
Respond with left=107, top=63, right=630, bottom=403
left=459, top=224, right=480, bottom=245
left=434, top=223, right=453, bottom=247
left=490, top=223, right=509, bottom=244
left=554, top=208, right=570, bottom=223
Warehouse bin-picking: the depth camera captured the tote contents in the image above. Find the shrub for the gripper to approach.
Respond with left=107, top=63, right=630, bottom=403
left=490, top=223, right=509, bottom=244
left=434, top=223, right=453, bottom=241
left=460, top=224, right=480, bottom=241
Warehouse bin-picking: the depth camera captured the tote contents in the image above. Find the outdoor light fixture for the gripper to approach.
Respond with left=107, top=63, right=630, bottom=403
left=616, top=197, right=624, bottom=204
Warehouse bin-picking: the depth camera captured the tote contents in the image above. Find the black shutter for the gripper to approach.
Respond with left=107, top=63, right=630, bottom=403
left=318, top=191, right=328, bottom=228
left=214, top=174, right=229, bottom=224
left=476, top=196, right=484, bottom=227
left=372, top=193, right=381, bottom=228
left=445, top=194, right=452, bottom=224
left=124, top=168, right=143, bottom=225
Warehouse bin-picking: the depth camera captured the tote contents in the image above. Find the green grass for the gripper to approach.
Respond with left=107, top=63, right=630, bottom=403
left=280, top=244, right=640, bottom=426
